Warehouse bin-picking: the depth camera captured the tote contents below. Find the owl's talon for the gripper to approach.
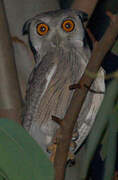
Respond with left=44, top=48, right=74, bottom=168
left=67, top=159, right=76, bottom=167
left=50, top=152, right=56, bottom=163
left=46, top=148, right=51, bottom=153
left=67, top=152, right=76, bottom=167
left=47, top=144, right=54, bottom=153
left=47, top=143, right=57, bottom=163
left=70, top=141, right=77, bottom=152
left=72, top=131, right=79, bottom=141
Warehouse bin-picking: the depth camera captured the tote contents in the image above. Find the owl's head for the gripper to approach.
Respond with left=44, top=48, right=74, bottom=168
left=23, top=9, right=88, bottom=62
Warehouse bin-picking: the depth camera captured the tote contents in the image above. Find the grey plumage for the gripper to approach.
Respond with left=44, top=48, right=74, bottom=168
left=23, top=9, right=105, bottom=157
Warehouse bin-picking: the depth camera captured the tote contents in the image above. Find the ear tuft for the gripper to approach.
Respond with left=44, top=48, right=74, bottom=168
left=76, top=10, right=88, bottom=22
left=22, top=19, right=32, bottom=35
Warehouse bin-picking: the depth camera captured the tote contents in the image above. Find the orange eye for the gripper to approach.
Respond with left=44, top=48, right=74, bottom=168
left=37, top=23, right=49, bottom=36
left=62, top=19, right=75, bottom=32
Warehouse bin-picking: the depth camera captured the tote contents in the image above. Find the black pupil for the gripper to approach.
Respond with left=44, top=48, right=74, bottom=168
left=40, top=26, right=46, bottom=32
left=65, top=23, right=71, bottom=29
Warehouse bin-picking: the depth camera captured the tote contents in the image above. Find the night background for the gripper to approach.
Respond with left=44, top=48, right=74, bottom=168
left=0, top=0, right=118, bottom=180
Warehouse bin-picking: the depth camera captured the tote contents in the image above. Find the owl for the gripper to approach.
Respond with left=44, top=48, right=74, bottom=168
left=22, top=9, right=105, bottom=163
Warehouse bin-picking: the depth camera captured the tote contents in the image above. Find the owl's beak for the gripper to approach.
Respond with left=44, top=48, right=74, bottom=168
left=51, top=34, right=61, bottom=47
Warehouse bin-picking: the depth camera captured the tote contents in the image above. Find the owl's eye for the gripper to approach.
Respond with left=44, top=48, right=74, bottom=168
left=37, top=23, right=49, bottom=36
left=62, top=19, right=75, bottom=32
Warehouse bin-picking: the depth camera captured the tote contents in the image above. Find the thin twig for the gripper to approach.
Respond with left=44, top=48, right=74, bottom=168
left=52, top=116, right=62, bottom=126
left=54, top=13, right=118, bottom=180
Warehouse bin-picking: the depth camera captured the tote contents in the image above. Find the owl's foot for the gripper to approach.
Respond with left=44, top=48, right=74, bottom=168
left=47, top=138, right=77, bottom=165
left=67, top=143, right=76, bottom=167
left=72, top=130, right=79, bottom=141
left=69, top=140, right=77, bottom=151
left=47, top=128, right=61, bottom=163
left=47, top=142, right=76, bottom=166
left=67, top=152, right=76, bottom=167
left=47, top=143, right=57, bottom=163
left=47, top=125, right=79, bottom=165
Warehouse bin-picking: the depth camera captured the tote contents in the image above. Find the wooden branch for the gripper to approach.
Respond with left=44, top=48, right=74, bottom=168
left=54, top=13, right=118, bottom=180
left=86, top=28, right=97, bottom=44
left=12, top=36, right=34, bottom=61
left=71, top=0, right=99, bottom=19
left=114, top=171, right=118, bottom=180
left=0, top=0, right=23, bottom=124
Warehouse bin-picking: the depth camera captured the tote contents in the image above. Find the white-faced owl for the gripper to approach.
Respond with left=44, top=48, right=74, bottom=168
left=22, top=9, right=105, bottom=162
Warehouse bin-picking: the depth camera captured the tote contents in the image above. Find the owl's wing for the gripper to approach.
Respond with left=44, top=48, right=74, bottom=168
left=23, top=55, right=50, bottom=131
left=73, top=67, right=105, bottom=153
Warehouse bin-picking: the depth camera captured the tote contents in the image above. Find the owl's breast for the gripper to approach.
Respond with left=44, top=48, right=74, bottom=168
left=33, top=60, right=80, bottom=136
left=28, top=47, right=89, bottom=138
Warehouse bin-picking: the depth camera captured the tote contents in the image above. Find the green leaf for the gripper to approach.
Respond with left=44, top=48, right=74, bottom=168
left=0, top=175, right=5, bottom=180
left=0, top=118, right=54, bottom=180
left=0, top=169, right=8, bottom=180
left=81, top=79, right=118, bottom=180
left=100, top=129, right=108, bottom=160
left=103, top=110, right=118, bottom=180
left=111, top=40, right=118, bottom=55
left=101, top=102, right=118, bottom=160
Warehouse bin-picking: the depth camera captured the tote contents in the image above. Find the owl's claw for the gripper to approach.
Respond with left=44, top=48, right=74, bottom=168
left=67, top=152, right=76, bottom=167
left=47, top=143, right=55, bottom=153
left=47, top=143, right=57, bottom=163
left=67, top=159, right=76, bottom=167
left=70, top=141, right=77, bottom=152
left=72, top=130, right=79, bottom=141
